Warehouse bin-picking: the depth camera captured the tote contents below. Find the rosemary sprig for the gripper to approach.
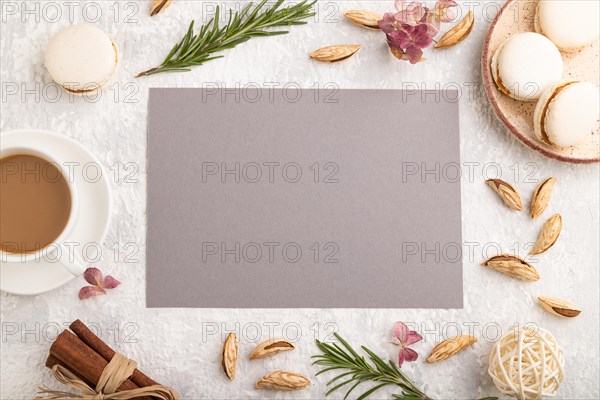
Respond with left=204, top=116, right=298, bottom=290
left=313, top=333, right=432, bottom=400
left=136, top=0, right=316, bottom=77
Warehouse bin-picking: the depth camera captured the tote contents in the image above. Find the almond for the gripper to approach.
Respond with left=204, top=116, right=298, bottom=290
left=538, top=296, right=581, bottom=318
left=481, top=254, right=540, bottom=282
left=250, top=339, right=295, bottom=360
left=256, top=371, right=310, bottom=391
left=435, top=11, right=474, bottom=49
left=343, top=10, right=382, bottom=30
left=150, top=0, right=173, bottom=16
left=427, top=335, right=477, bottom=363
left=530, top=178, right=556, bottom=219
left=221, top=333, right=238, bottom=380
left=309, top=45, right=361, bottom=63
left=485, top=179, right=522, bottom=211
left=530, top=213, right=562, bottom=255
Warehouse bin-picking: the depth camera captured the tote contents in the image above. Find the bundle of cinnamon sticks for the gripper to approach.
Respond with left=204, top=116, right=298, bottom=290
left=46, top=319, right=164, bottom=399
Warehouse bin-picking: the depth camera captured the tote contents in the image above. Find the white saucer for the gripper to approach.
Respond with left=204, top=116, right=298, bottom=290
left=0, top=129, right=112, bottom=295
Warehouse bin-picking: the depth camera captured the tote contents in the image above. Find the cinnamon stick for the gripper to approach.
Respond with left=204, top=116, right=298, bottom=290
left=70, top=319, right=160, bottom=388
left=46, top=354, right=94, bottom=387
left=50, top=330, right=151, bottom=400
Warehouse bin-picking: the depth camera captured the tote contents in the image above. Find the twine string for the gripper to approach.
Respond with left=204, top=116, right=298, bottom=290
left=95, top=354, right=138, bottom=395
left=35, top=353, right=179, bottom=400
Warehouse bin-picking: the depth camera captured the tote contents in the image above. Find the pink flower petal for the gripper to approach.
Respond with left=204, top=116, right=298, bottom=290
left=394, top=321, right=409, bottom=344
left=405, top=45, right=424, bottom=64
left=388, top=30, right=411, bottom=50
left=84, top=268, right=103, bottom=286
left=405, top=330, right=423, bottom=345
left=379, top=12, right=399, bottom=33
left=413, top=28, right=433, bottom=48
left=396, top=8, right=422, bottom=25
left=402, top=347, right=419, bottom=363
left=103, top=275, right=121, bottom=289
left=398, top=347, right=406, bottom=367
left=402, top=3, right=428, bottom=24
left=424, top=20, right=440, bottom=36
left=79, top=286, right=106, bottom=300
left=394, top=0, right=405, bottom=11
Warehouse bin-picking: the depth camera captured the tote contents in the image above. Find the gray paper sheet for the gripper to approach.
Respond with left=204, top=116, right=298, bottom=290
left=147, top=88, right=462, bottom=308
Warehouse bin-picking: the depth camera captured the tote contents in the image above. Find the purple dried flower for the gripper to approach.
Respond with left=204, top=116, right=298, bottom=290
left=79, top=267, right=121, bottom=300
left=379, top=0, right=458, bottom=64
left=392, top=321, right=423, bottom=367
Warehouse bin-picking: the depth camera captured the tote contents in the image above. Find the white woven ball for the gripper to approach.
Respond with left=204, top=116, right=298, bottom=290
left=488, top=326, right=564, bottom=400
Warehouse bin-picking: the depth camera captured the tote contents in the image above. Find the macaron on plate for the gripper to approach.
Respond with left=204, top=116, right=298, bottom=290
left=482, top=0, right=600, bottom=163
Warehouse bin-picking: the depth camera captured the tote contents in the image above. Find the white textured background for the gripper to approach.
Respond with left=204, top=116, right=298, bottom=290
left=1, top=1, right=599, bottom=399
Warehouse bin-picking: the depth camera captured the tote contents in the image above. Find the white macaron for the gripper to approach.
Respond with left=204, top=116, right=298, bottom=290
left=535, top=0, right=600, bottom=51
left=491, top=32, right=563, bottom=101
left=45, top=24, right=118, bottom=95
left=533, top=81, right=600, bottom=147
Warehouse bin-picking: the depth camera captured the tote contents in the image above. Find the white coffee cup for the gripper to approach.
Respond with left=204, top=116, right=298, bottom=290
left=0, top=145, right=87, bottom=276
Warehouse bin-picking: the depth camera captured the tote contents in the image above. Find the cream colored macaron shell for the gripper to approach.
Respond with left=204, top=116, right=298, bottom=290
left=46, top=24, right=118, bottom=94
left=491, top=32, right=563, bottom=101
left=535, top=0, right=600, bottom=51
left=534, top=81, right=600, bottom=147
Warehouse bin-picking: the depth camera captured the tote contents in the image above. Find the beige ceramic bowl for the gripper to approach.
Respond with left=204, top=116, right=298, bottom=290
left=482, top=0, right=599, bottom=163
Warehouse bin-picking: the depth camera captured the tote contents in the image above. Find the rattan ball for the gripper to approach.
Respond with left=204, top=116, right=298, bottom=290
left=488, top=326, right=564, bottom=400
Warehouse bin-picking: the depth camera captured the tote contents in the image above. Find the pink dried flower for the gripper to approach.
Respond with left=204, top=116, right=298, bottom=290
left=379, top=12, right=400, bottom=34
left=395, top=1, right=428, bottom=25
left=392, top=321, right=422, bottom=367
left=379, top=0, right=458, bottom=64
left=79, top=267, right=121, bottom=300
left=103, top=275, right=121, bottom=289
left=387, top=24, right=432, bottom=64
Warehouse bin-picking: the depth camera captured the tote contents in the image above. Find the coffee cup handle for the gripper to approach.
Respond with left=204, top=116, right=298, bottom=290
left=58, top=243, right=87, bottom=276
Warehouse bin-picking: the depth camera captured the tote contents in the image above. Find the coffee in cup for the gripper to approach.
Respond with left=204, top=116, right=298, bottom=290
left=0, top=152, right=72, bottom=254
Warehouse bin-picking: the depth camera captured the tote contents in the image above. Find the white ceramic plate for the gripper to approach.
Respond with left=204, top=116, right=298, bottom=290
left=0, top=129, right=112, bottom=295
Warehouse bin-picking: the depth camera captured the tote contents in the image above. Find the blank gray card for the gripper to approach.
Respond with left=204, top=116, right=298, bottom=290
left=147, top=88, right=462, bottom=308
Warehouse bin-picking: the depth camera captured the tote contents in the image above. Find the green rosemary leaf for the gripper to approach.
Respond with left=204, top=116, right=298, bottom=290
left=392, top=394, right=426, bottom=400
left=327, top=370, right=356, bottom=385
left=136, top=0, right=315, bottom=77
left=362, top=346, right=390, bottom=373
left=326, top=377, right=358, bottom=396
left=335, top=334, right=363, bottom=359
left=313, top=334, right=432, bottom=400
left=314, top=366, right=343, bottom=377
left=344, top=380, right=362, bottom=400
left=356, top=383, right=390, bottom=400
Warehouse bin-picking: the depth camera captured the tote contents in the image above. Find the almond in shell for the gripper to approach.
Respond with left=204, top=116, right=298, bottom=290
left=435, top=11, right=474, bottom=49
left=481, top=254, right=540, bottom=282
left=530, top=213, right=562, bottom=255
left=530, top=177, right=556, bottom=219
left=343, top=10, right=382, bottom=30
left=538, top=296, right=581, bottom=318
left=485, top=179, right=522, bottom=211
left=427, top=335, right=477, bottom=363
left=221, top=333, right=238, bottom=380
left=250, top=339, right=295, bottom=360
left=150, top=0, right=173, bottom=16
left=256, top=371, right=310, bottom=391
left=309, top=45, right=361, bottom=63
